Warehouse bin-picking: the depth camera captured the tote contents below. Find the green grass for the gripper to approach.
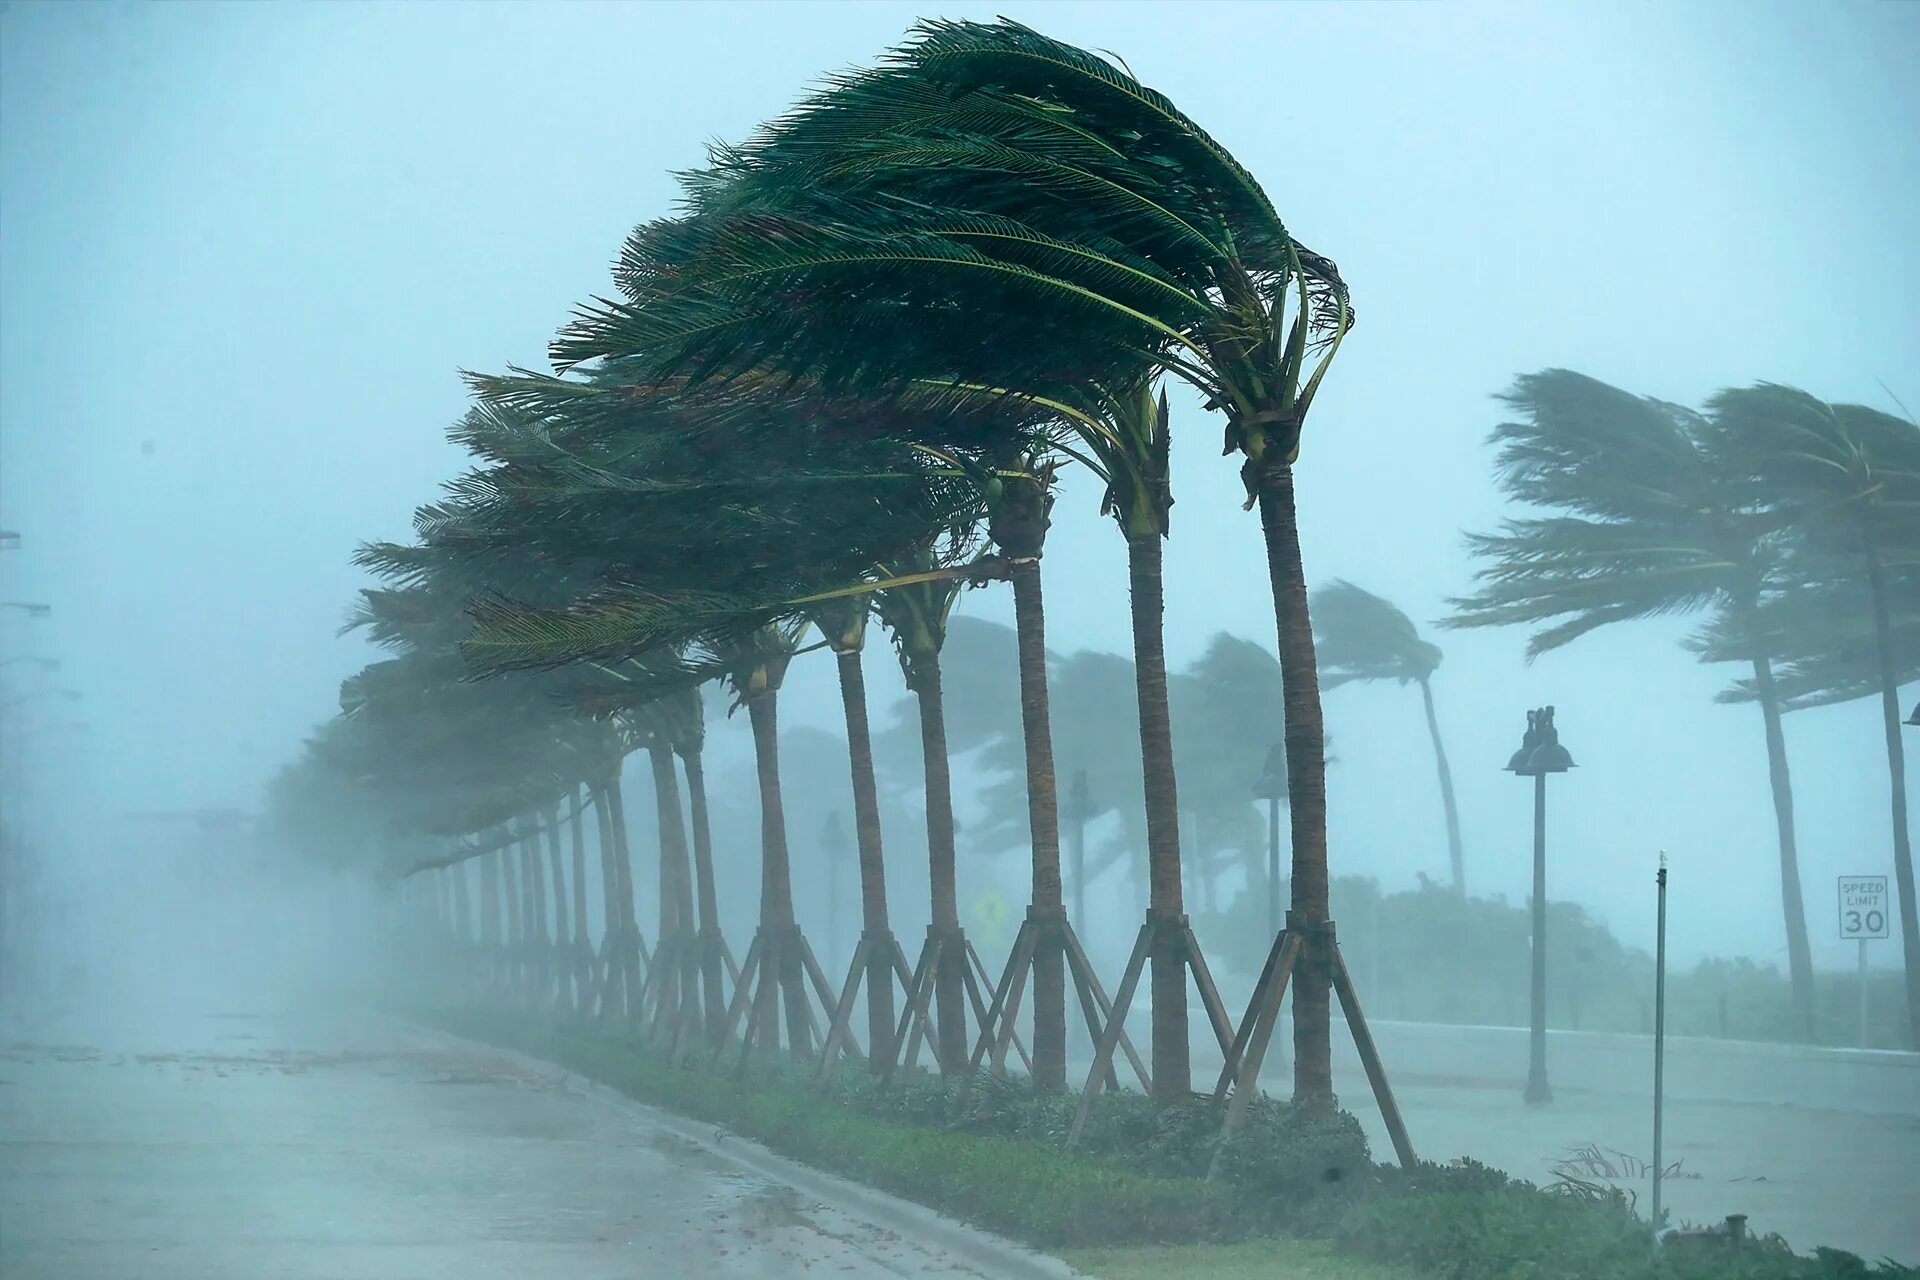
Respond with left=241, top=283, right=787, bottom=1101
left=1065, top=1239, right=1422, bottom=1280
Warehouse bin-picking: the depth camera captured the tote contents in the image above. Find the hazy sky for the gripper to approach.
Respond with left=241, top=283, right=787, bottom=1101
left=3, top=0, right=1916, bottom=970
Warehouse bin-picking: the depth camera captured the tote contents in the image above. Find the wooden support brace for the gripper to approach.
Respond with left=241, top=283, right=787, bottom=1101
left=709, top=933, right=764, bottom=1061
left=1330, top=942, right=1417, bottom=1169
left=886, top=935, right=941, bottom=1084
left=815, top=936, right=874, bottom=1084
left=1215, top=931, right=1302, bottom=1147
left=1062, top=919, right=1150, bottom=1093
left=1183, top=924, right=1236, bottom=1058
left=1067, top=922, right=1152, bottom=1148
left=962, top=940, right=1031, bottom=1076
left=966, top=918, right=1036, bottom=1076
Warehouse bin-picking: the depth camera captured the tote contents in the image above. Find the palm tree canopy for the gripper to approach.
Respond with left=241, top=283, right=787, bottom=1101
left=1690, top=561, right=1920, bottom=711
left=1708, top=385, right=1920, bottom=555
left=1312, top=580, right=1442, bottom=687
left=1446, top=369, right=1788, bottom=658
left=557, top=18, right=1350, bottom=473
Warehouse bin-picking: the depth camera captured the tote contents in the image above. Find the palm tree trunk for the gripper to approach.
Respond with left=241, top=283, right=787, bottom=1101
left=591, top=785, right=621, bottom=1015
left=912, top=654, right=968, bottom=1075
left=499, top=844, right=523, bottom=993
left=1254, top=460, right=1334, bottom=1108
left=681, top=748, right=728, bottom=1039
left=544, top=803, right=569, bottom=1005
left=1127, top=531, right=1189, bottom=1102
left=647, top=741, right=694, bottom=1033
left=1010, top=557, right=1067, bottom=1089
left=525, top=828, right=547, bottom=957
left=605, top=777, right=643, bottom=1022
left=479, top=843, right=501, bottom=982
left=835, top=648, right=897, bottom=1070
left=748, top=690, right=813, bottom=1059
left=449, top=860, right=471, bottom=944
left=569, top=787, right=590, bottom=1010
left=1864, top=539, right=1920, bottom=1048
left=1416, top=678, right=1466, bottom=896
left=1748, top=656, right=1813, bottom=1040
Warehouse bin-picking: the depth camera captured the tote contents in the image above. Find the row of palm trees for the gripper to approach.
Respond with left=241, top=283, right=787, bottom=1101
left=273, top=28, right=1916, bottom=1145
left=270, top=18, right=1363, bottom=1107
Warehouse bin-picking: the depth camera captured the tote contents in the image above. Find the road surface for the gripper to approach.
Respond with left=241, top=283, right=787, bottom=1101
left=0, top=1008, right=1027, bottom=1280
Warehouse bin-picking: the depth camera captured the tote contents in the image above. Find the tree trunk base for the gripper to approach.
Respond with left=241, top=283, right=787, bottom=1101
left=884, top=925, right=1003, bottom=1082
left=708, top=925, right=843, bottom=1075
left=1207, top=916, right=1416, bottom=1170
left=970, top=908, right=1147, bottom=1099
left=815, top=928, right=915, bottom=1081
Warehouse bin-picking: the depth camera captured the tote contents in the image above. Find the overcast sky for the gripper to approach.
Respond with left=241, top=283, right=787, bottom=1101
left=3, top=0, right=1916, bottom=969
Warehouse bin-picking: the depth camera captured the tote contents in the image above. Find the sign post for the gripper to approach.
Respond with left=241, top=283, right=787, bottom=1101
left=1838, top=876, right=1889, bottom=1048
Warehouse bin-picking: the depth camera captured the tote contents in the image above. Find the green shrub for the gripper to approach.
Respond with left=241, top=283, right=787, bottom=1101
left=1335, top=1187, right=1918, bottom=1280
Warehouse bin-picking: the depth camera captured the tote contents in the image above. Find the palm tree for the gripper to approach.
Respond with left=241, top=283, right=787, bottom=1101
left=1447, top=370, right=1818, bottom=1037
left=1707, top=386, right=1920, bottom=1047
left=873, top=544, right=978, bottom=1075
left=564, top=18, right=1356, bottom=1104
left=1314, top=581, right=1464, bottom=895
left=806, top=592, right=901, bottom=1071
left=981, top=449, right=1071, bottom=1090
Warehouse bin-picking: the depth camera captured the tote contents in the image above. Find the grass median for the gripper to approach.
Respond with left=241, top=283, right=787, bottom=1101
left=416, top=1002, right=1916, bottom=1280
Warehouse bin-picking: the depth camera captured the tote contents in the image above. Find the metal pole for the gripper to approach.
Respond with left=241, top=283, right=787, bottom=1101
left=1525, top=772, right=1552, bottom=1103
left=1266, top=794, right=1281, bottom=938
left=1070, top=771, right=1087, bottom=926
left=1651, top=854, right=1669, bottom=1233
left=1859, top=937, right=1869, bottom=1049
left=826, top=813, right=842, bottom=978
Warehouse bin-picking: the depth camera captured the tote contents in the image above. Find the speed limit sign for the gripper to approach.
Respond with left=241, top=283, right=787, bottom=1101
left=1839, top=876, right=1890, bottom=940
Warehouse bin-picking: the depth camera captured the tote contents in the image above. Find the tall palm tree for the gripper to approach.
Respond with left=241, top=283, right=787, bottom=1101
left=1447, top=370, right=1817, bottom=1037
left=981, top=449, right=1071, bottom=1090
left=806, top=592, right=900, bottom=1071
left=729, top=624, right=818, bottom=1067
left=1708, top=386, right=1920, bottom=1046
left=565, top=19, right=1356, bottom=1103
left=873, top=544, right=978, bottom=1075
left=1314, top=581, right=1464, bottom=895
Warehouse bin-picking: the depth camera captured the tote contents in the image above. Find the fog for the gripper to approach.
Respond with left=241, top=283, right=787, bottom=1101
left=4, top=3, right=1919, bottom=1275
left=5, top=0, right=1914, bottom=983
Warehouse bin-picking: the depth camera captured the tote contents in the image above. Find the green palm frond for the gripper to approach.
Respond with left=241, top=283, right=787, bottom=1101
left=1450, top=370, right=1786, bottom=661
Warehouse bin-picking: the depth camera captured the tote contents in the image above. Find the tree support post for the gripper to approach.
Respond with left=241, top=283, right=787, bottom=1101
left=709, top=924, right=843, bottom=1075
left=1207, top=916, right=1415, bottom=1170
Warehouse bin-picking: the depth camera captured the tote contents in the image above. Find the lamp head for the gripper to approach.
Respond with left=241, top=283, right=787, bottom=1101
left=1507, top=709, right=1544, bottom=775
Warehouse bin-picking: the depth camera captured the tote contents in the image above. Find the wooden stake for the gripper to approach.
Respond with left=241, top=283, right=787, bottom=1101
left=1067, top=923, right=1153, bottom=1147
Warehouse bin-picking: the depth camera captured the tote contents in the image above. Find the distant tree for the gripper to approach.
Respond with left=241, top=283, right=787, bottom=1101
left=1313, top=581, right=1464, bottom=895
left=1705, top=386, right=1920, bottom=1047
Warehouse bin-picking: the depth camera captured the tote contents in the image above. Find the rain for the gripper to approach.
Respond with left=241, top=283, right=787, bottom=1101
left=1, top=4, right=1916, bottom=1278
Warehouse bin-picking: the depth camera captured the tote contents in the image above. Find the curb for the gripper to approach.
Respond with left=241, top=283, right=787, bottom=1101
left=405, top=1019, right=1082, bottom=1280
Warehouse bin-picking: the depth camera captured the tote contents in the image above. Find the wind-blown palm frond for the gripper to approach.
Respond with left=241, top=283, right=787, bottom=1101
left=1447, top=369, right=1784, bottom=659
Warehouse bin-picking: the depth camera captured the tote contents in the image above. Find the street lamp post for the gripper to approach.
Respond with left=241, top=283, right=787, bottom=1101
left=822, top=811, right=845, bottom=976
left=1252, top=744, right=1286, bottom=939
left=1067, top=770, right=1090, bottom=925
left=1508, top=706, right=1574, bottom=1105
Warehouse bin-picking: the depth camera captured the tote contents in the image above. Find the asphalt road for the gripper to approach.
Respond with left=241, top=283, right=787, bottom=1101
left=0, top=1009, right=1019, bottom=1280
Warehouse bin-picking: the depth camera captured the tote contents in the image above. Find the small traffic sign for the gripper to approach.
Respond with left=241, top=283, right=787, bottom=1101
left=1839, top=876, right=1890, bottom=940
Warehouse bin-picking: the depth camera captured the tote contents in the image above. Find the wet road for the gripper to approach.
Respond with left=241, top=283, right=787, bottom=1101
left=0, top=1010, right=1010, bottom=1280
